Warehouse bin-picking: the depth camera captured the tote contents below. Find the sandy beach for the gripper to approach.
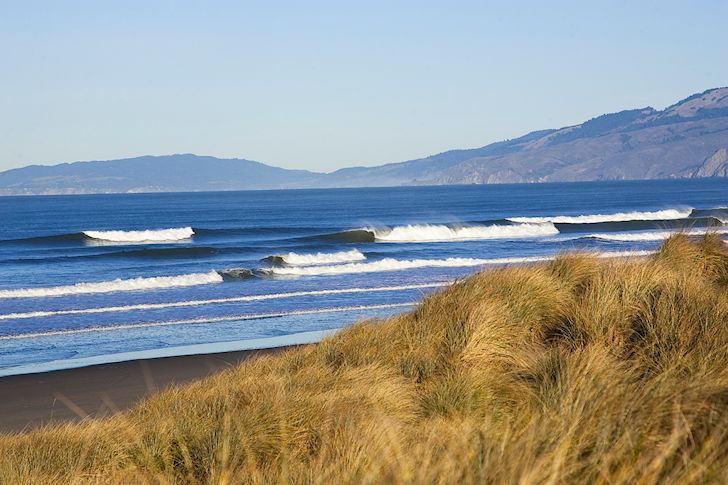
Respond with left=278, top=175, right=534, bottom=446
left=0, top=347, right=287, bottom=434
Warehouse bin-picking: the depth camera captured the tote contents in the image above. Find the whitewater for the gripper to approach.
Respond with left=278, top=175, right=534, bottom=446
left=264, top=250, right=651, bottom=277
left=370, top=222, right=558, bottom=242
left=508, top=208, right=692, bottom=224
left=0, top=271, right=222, bottom=299
left=83, top=227, right=194, bottom=243
left=272, top=249, right=366, bottom=265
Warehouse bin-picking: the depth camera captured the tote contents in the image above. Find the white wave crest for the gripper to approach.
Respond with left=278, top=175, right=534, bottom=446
left=371, top=223, right=558, bottom=242
left=266, top=256, right=551, bottom=276
left=0, top=271, right=222, bottom=299
left=586, top=228, right=728, bottom=242
left=265, top=251, right=652, bottom=277
left=83, top=227, right=194, bottom=243
left=508, top=208, right=692, bottom=224
left=275, top=249, right=366, bottom=266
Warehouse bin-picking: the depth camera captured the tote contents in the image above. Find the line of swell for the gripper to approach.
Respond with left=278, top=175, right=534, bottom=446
left=11, top=246, right=221, bottom=264
left=579, top=227, right=728, bottom=242
left=507, top=208, right=693, bottom=224
left=0, top=283, right=446, bottom=321
left=0, top=271, right=222, bottom=299
left=689, top=207, right=728, bottom=220
left=0, top=232, right=87, bottom=245
left=0, top=303, right=416, bottom=341
left=553, top=217, right=723, bottom=234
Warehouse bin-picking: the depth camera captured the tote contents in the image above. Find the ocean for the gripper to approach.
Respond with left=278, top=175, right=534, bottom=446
left=1, top=179, right=726, bottom=376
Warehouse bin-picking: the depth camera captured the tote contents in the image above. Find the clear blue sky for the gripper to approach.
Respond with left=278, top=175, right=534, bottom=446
left=1, top=1, right=726, bottom=172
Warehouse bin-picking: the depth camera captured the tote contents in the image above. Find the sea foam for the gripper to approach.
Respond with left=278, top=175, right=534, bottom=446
left=507, top=208, right=692, bottom=224
left=83, top=227, right=194, bottom=243
left=274, top=249, right=366, bottom=266
left=0, top=271, right=222, bottom=299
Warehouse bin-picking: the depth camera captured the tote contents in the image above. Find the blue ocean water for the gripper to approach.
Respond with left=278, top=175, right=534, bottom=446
left=1, top=179, right=726, bottom=375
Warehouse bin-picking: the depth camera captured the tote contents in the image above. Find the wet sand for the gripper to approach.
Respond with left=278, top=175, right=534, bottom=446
left=0, top=347, right=288, bottom=434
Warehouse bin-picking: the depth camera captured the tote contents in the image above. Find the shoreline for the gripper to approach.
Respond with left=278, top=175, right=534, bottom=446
left=0, top=328, right=337, bottom=378
left=0, top=345, right=296, bottom=434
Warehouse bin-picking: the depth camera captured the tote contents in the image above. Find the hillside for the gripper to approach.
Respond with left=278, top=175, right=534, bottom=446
left=323, top=87, right=728, bottom=186
left=2, top=234, right=728, bottom=482
left=1, top=88, right=727, bottom=194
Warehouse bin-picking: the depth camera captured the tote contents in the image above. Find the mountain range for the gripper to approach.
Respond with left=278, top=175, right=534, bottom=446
left=2, top=87, right=727, bottom=195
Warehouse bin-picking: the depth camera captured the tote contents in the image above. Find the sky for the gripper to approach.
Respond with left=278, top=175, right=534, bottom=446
left=1, top=1, right=727, bottom=173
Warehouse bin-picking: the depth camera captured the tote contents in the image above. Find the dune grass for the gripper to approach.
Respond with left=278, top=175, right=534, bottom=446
left=2, top=234, right=728, bottom=483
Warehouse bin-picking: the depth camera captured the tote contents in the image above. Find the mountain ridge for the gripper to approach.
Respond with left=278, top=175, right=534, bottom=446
left=2, top=87, right=727, bottom=195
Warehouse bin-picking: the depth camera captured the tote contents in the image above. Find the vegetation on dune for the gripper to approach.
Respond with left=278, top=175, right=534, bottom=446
left=2, top=234, right=728, bottom=483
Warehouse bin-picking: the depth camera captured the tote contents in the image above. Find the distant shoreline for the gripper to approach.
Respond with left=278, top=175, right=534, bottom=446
left=0, top=175, right=725, bottom=198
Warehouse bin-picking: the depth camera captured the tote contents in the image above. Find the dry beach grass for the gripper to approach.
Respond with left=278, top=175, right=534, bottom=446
left=2, top=233, right=728, bottom=483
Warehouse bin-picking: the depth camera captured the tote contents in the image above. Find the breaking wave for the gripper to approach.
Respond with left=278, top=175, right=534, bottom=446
left=261, top=251, right=652, bottom=277
left=508, top=208, right=692, bottom=224
left=369, top=223, right=558, bottom=242
left=263, top=256, right=553, bottom=276
left=0, top=271, right=222, bottom=299
left=82, top=227, right=194, bottom=243
left=264, top=249, right=366, bottom=266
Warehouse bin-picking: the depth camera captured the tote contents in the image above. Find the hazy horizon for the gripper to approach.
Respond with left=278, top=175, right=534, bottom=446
left=2, top=1, right=727, bottom=172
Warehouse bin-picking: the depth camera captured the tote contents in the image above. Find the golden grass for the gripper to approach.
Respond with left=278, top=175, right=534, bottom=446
left=2, top=234, right=728, bottom=483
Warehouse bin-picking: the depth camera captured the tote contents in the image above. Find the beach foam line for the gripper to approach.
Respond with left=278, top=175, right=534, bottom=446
left=507, top=208, right=692, bottom=224
left=268, top=249, right=366, bottom=266
left=0, top=329, right=338, bottom=377
left=0, top=283, right=447, bottom=320
left=0, top=271, right=223, bottom=299
left=370, top=223, right=558, bottom=242
left=0, top=303, right=416, bottom=341
left=83, top=227, right=194, bottom=243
